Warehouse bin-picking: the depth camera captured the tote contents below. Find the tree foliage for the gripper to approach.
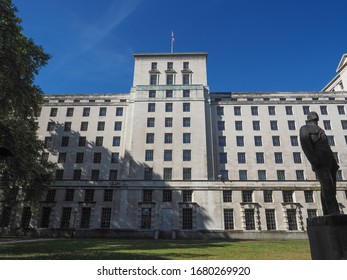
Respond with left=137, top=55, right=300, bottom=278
left=0, top=0, right=55, bottom=204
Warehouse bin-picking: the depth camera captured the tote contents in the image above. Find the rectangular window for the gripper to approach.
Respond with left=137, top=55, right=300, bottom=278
left=245, top=209, right=255, bottom=230
left=182, top=208, right=193, bottom=229
left=164, top=150, right=172, bottom=161
left=113, top=136, right=121, bottom=147
left=272, top=136, right=280, bottom=146
left=146, top=133, right=154, bottom=144
left=327, top=136, right=335, bottom=146
left=167, top=62, right=173, bottom=70
left=239, top=170, right=248, bottom=181
left=285, top=106, right=293, bottom=115
left=341, top=120, right=347, bottom=130
left=143, top=190, right=153, bottom=202
left=224, top=209, right=234, bottom=230
left=104, top=189, right=113, bottom=201
left=290, top=136, right=298, bottom=146
left=55, top=169, right=64, bottom=180
left=183, top=168, right=191, bottom=180
left=253, top=121, right=260, bottom=131
left=304, top=190, right=314, bottom=203
left=64, top=122, right=71, bottom=131
left=149, top=90, right=156, bottom=98
left=338, top=105, right=345, bottom=115
left=76, top=152, right=84, bottom=163
left=85, top=189, right=95, bottom=202
left=148, top=103, right=156, bottom=112
left=80, top=121, right=88, bottom=131
left=163, top=190, right=172, bottom=202
left=166, top=74, right=174, bottom=85
left=287, top=209, right=298, bottom=230
left=164, top=133, right=173, bottom=144
left=183, top=103, right=190, bottom=112
left=236, top=136, right=244, bottom=146
left=114, top=121, right=122, bottom=131
left=83, top=107, right=90, bottom=116
left=93, top=152, right=102, bottom=163
left=307, top=209, right=317, bottom=219
left=251, top=106, right=258, bottom=115
left=97, top=121, right=105, bottom=131
left=265, top=209, right=276, bottom=230
left=303, top=106, right=310, bottom=115
left=116, top=107, right=123, bottom=116
left=60, top=207, right=72, bottom=228
left=58, top=152, right=66, bottom=163
left=144, top=168, right=153, bottom=180
left=254, top=136, right=262, bottom=146
left=165, top=103, right=173, bottom=112
left=80, top=207, right=91, bottom=228
left=234, top=106, right=241, bottom=115
left=61, top=136, right=69, bottom=147
left=323, top=120, right=331, bottom=130
left=220, top=170, right=228, bottom=180
left=223, top=190, right=232, bottom=202
left=235, top=121, right=243, bottom=130
left=73, top=170, right=81, bottom=180
left=50, top=108, right=58, bottom=117
left=238, top=152, right=246, bottom=164
left=78, top=137, right=86, bottom=147
left=91, top=170, right=99, bottom=180
left=183, top=150, right=191, bottom=161
left=258, top=170, right=266, bottom=181
left=183, top=90, right=190, bottom=98
left=270, top=120, right=278, bottom=130
left=293, top=152, right=302, bottom=163
left=218, top=136, right=226, bottom=146
left=268, top=106, right=276, bottom=115
left=182, top=74, right=190, bottom=85
left=288, top=120, right=296, bottom=130
left=282, top=190, right=293, bottom=203
left=242, top=190, right=253, bottom=203
left=99, top=107, right=107, bottom=116
left=274, top=152, right=283, bottom=164
left=165, top=117, right=173, bottom=127
left=219, top=152, right=227, bottom=164
left=40, top=207, right=51, bottom=228
left=141, top=208, right=152, bottom=229
left=163, top=168, right=172, bottom=180
left=100, top=208, right=112, bottom=228
left=45, top=189, right=56, bottom=202
left=320, top=105, right=328, bottom=115
left=182, top=190, right=193, bottom=202
left=47, top=121, right=55, bottom=131
left=217, top=106, right=224, bottom=115
left=66, top=108, right=74, bottom=117
left=183, top=62, right=189, bottom=70
left=150, top=75, right=157, bottom=85
left=65, top=189, right=74, bottom=201
left=263, top=190, right=273, bottom=203
left=111, top=152, right=119, bottom=163
left=147, top=117, right=155, bottom=127
left=109, top=170, right=118, bottom=181
left=95, top=137, right=103, bottom=147
left=145, top=150, right=153, bottom=161
left=217, top=121, right=225, bottom=130
left=183, top=133, right=191, bottom=144
left=296, top=170, right=305, bottom=181
left=277, top=170, right=286, bottom=181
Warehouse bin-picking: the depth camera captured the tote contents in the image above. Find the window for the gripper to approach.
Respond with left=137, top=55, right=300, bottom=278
left=141, top=208, right=152, bottom=229
left=149, top=90, right=156, bottom=98
left=47, top=121, right=55, bottom=131
left=109, top=170, right=118, bottom=181
left=333, top=152, right=339, bottom=163
left=245, top=209, right=255, bottom=230
left=296, top=170, right=305, bottom=181
left=183, top=133, right=191, bottom=144
left=55, top=169, right=64, bottom=180
left=239, top=170, right=248, bottom=181
left=182, top=208, right=193, bottom=229
left=151, top=62, right=157, bottom=70
left=342, top=120, right=347, bottom=130
left=143, top=190, right=153, bottom=202
left=164, top=150, right=172, bottom=161
left=338, top=105, right=345, bottom=115
left=182, top=74, right=190, bottom=85
left=66, top=108, right=74, bottom=117
left=50, top=108, right=58, bottom=117
left=236, top=136, right=244, bottom=146
left=223, top=190, right=232, bottom=202
left=218, top=136, right=226, bottom=146
left=254, top=136, right=262, bottom=146
left=287, top=209, right=298, bottom=230
left=183, top=118, right=190, bottom=127
left=93, top=152, right=102, bottom=163
left=147, top=118, right=155, bottom=127
left=113, top=136, right=121, bottom=147
left=145, top=150, right=153, bottom=161
left=285, top=106, right=293, bottom=115
left=183, top=168, right=191, bottom=180
left=282, top=190, right=293, bottom=203
left=251, top=106, right=258, bottom=115
left=65, top=189, right=74, bottom=201
left=234, top=120, right=243, bottom=130
left=182, top=190, right=193, bottom=202
left=167, top=62, right=173, bottom=70
left=324, top=120, right=331, bottom=130
left=183, top=103, right=190, bottom=112
left=303, top=106, right=310, bottom=115
left=146, top=133, right=154, bottom=144
left=60, top=207, right=72, bottom=228
left=163, top=190, right=172, bottom=202
left=99, top=107, right=107, bottom=116
left=265, top=209, right=276, bottom=230
left=327, top=136, right=335, bottom=146
left=217, top=121, right=225, bottom=130
left=78, top=136, right=86, bottom=147
left=337, top=170, right=343, bottom=181
left=40, top=207, right=51, bottom=228
left=224, top=209, right=234, bottom=230
left=85, top=189, right=95, bottom=202
left=288, top=121, right=296, bottom=130
left=219, top=152, right=227, bottom=164
left=217, top=106, right=224, bottom=115
left=83, top=107, right=90, bottom=116
left=320, top=106, right=328, bottom=115
left=111, top=152, right=119, bottom=163
left=253, top=121, right=260, bottom=131
left=290, top=136, right=298, bottom=146
left=263, top=190, right=273, bottom=203
left=80, top=121, right=88, bottom=131
left=164, top=133, right=173, bottom=144
left=293, top=152, right=302, bottom=163
left=91, top=169, right=99, bottom=180
left=183, top=150, right=191, bottom=161
left=238, top=152, right=246, bottom=164
left=150, top=75, right=157, bottom=85
left=183, top=61, right=189, bottom=70
left=165, top=117, right=173, bottom=127
left=268, top=106, right=276, bottom=115
left=165, top=103, right=173, bottom=112
left=144, top=168, right=153, bottom=180
left=277, top=170, right=285, bottom=181
left=270, top=120, right=278, bottom=130
left=73, top=169, right=81, bottom=180
left=100, top=208, right=111, bottom=228
left=76, top=152, right=84, bottom=163
left=272, top=136, right=280, bottom=146
left=63, top=122, right=71, bottom=131
left=274, top=152, right=283, bottom=164
left=234, top=106, right=241, bottom=115
left=58, top=152, right=66, bottom=163
left=80, top=207, right=91, bottom=228
left=304, top=190, right=314, bottom=203
left=163, top=168, right=172, bottom=180
left=183, top=90, right=190, bottom=98
left=258, top=170, right=266, bottom=181
left=95, top=136, right=103, bottom=147
left=21, top=207, right=32, bottom=228
left=256, top=152, right=264, bottom=164
left=166, top=74, right=174, bottom=85
left=97, top=121, right=105, bottom=131
left=116, top=107, right=123, bottom=116
left=148, top=103, right=155, bottom=112
left=114, top=122, right=122, bottom=131
left=220, top=170, right=228, bottom=180
left=307, top=209, right=317, bottom=219
left=61, top=136, right=70, bottom=147
left=242, top=190, right=253, bottom=203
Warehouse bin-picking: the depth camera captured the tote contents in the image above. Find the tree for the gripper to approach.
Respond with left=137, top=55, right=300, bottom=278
left=0, top=0, right=55, bottom=204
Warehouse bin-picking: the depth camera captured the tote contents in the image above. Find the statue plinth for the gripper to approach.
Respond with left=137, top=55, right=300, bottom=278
left=307, top=215, right=347, bottom=259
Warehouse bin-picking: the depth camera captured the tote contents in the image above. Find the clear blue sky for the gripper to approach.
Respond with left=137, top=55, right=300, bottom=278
left=14, top=0, right=347, bottom=94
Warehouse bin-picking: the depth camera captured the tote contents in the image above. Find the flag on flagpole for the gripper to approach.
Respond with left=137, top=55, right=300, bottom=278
left=171, top=31, right=175, bottom=53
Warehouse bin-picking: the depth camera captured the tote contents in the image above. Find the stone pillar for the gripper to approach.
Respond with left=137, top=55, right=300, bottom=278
left=307, top=215, right=347, bottom=260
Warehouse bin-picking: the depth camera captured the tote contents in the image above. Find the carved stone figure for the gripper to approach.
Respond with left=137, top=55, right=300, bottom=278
left=299, top=111, right=340, bottom=215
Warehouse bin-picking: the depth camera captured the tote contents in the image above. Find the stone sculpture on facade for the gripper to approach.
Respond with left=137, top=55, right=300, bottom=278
left=299, top=111, right=340, bottom=215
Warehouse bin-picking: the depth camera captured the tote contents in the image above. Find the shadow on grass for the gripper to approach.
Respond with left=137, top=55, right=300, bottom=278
left=0, top=238, right=311, bottom=260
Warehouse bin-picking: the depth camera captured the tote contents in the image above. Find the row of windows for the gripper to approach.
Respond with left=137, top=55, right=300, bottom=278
left=151, top=61, right=190, bottom=71
left=53, top=151, right=120, bottom=164
left=216, top=105, right=346, bottom=116
left=47, top=121, right=123, bottom=132
left=148, top=89, right=191, bottom=98
left=147, top=117, right=191, bottom=127
left=44, top=136, right=121, bottom=147
left=145, top=149, right=192, bottom=161
left=147, top=102, right=191, bottom=112
left=217, top=120, right=347, bottom=131
left=218, top=169, right=344, bottom=181
left=149, top=73, right=191, bottom=85
left=146, top=133, right=191, bottom=144
left=48, top=107, right=124, bottom=117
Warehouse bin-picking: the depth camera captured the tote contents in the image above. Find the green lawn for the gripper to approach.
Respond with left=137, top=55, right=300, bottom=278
left=0, top=238, right=311, bottom=260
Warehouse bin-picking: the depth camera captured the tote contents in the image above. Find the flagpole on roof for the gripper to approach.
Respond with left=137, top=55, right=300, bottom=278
left=171, top=31, right=175, bottom=53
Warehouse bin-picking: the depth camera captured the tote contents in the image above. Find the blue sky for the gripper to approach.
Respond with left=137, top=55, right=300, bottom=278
left=14, top=0, right=347, bottom=94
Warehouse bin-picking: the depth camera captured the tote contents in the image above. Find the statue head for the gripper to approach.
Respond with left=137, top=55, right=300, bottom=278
left=307, top=111, right=319, bottom=122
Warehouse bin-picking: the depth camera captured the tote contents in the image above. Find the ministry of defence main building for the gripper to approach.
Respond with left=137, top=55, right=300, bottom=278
left=2, top=52, right=347, bottom=239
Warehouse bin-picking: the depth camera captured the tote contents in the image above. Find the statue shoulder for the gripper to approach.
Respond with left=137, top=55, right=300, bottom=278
left=300, top=124, right=319, bottom=134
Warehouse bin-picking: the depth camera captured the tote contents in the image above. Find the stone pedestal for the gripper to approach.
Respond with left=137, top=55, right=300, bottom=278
left=307, top=215, right=347, bottom=260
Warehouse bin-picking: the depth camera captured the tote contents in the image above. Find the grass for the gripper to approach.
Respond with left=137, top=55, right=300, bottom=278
left=0, top=238, right=311, bottom=260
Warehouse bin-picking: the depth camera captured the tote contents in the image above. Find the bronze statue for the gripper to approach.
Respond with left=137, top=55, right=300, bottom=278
left=300, top=111, right=340, bottom=215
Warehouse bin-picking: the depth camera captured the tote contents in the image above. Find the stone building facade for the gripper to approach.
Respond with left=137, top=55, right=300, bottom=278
left=1, top=52, right=347, bottom=239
